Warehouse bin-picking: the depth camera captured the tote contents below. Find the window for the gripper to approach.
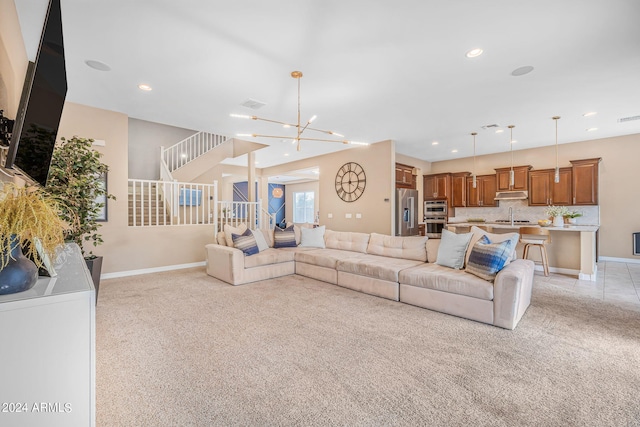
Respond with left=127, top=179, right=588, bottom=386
left=293, top=191, right=315, bottom=223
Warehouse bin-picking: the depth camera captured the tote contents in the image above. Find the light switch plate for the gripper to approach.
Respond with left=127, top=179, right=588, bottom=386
left=356, top=213, right=362, bottom=219
left=345, top=213, right=352, bottom=219
left=327, top=213, right=333, bottom=219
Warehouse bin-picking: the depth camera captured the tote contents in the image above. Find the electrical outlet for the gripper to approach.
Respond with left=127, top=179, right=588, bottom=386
left=327, top=213, right=333, bottom=219
left=356, top=213, right=362, bottom=219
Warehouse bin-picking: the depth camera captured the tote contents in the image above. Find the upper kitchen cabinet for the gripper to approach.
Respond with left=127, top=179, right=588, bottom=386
left=495, top=165, right=532, bottom=191
left=465, top=174, right=497, bottom=207
left=451, top=172, right=471, bottom=207
left=395, top=163, right=416, bottom=189
left=571, top=158, right=601, bottom=205
left=423, top=173, right=451, bottom=200
left=528, top=167, right=572, bottom=206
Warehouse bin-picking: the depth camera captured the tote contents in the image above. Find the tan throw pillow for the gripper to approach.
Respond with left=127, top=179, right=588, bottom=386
left=216, top=232, right=227, bottom=246
left=224, top=223, right=247, bottom=248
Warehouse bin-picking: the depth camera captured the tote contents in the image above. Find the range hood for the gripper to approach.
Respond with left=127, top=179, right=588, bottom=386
left=494, top=191, right=528, bottom=200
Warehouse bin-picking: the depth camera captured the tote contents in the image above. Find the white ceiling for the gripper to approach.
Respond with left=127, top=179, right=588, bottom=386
left=14, top=0, right=640, bottom=169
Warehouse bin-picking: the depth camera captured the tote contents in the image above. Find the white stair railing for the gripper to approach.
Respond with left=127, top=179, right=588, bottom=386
left=128, top=179, right=216, bottom=227
left=216, top=200, right=276, bottom=232
left=161, top=131, right=227, bottom=175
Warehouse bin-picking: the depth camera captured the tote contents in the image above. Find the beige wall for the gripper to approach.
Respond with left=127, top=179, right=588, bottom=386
left=429, top=134, right=640, bottom=260
left=57, top=102, right=215, bottom=274
left=263, top=140, right=395, bottom=234
left=0, top=0, right=28, bottom=116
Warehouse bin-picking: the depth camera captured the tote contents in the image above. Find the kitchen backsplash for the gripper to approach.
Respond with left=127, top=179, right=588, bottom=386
left=450, top=200, right=599, bottom=225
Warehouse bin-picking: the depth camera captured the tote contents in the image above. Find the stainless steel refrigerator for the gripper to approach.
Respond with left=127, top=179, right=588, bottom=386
left=395, top=189, right=419, bottom=236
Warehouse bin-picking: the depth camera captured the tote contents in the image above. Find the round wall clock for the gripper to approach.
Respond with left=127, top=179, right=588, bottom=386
left=335, top=162, right=366, bottom=202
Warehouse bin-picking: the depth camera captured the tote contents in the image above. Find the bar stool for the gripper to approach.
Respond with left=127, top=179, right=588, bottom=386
left=519, top=226, right=551, bottom=276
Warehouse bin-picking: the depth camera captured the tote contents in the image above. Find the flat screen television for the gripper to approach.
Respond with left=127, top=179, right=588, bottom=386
left=4, top=0, right=67, bottom=187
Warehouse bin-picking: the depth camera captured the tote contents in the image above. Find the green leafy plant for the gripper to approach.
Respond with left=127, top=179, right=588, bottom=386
left=563, top=210, right=583, bottom=219
left=545, top=205, right=569, bottom=218
left=0, top=183, right=66, bottom=268
left=46, top=136, right=115, bottom=258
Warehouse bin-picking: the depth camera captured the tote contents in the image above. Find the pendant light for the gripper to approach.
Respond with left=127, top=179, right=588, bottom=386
left=552, top=116, right=561, bottom=183
left=471, top=132, right=477, bottom=188
left=508, top=125, right=515, bottom=187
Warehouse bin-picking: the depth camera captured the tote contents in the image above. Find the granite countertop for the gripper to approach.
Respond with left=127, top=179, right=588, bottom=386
left=448, top=222, right=599, bottom=232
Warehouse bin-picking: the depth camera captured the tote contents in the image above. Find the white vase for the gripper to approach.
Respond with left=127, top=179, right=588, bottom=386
left=552, top=216, right=564, bottom=227
left=567, top=218, right=577, bottom=225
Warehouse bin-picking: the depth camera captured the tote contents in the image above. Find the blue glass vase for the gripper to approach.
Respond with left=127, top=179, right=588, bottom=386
left=0, top=236, right=39, bottom=295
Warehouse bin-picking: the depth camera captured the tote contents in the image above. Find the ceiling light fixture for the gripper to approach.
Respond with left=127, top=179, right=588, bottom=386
left=432, top=141, right=439, bottom=145
left=138, top=84, right=152, bottom=91
left=586, top=127, right=598, bottom=132
left=230, top=71, right=366, bottom=151
left=451, top=149, right=458, bottom=153
left=495, top=129, right=504, bottom=134
left=583, top=112, right=597, bottom=117
left=508, top=125, right=515, bottom=187
left=552, top=116, right=561, bottom=183
left=471, top=132, right=477, bottom=188
left=85, top=60, right=111, bottom=71
left=466, top=48, right=483, bottom=58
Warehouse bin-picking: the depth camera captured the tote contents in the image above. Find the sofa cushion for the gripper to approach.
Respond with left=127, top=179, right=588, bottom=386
left=216, top=232, right=227, bottom=247
left=366, top=233, right=428, bottom=262
left=465, top=226, right=519, bottom=266
left=243, top=248, right=296, bottom=269
left=295, top=248, right=368, bottom=269
left=435, top=229, right=472, bottom=269
left=399, top=263, right=494, bottom=301
left=274, top=226, right=297, bottom=248
left=465, top=236, right=513, bottom=282
left=300, top=226, right=326, bottom=248
left=426, top=239, right=440, bottom=264
left=337, top=255, right=424, bottom=282
left=324, top=230, right=370, bottom=253
left=224, top=223, right=247, bottom=248
left=232, top=229, right=259, bottom=256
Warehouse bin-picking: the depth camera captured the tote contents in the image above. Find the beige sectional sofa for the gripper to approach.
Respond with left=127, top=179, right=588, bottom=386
left=205, top=227, right=534, bottom=330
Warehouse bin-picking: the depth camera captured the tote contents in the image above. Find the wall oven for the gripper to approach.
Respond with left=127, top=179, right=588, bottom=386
left=424, top=200, right=447, bottom=217
left=424, top=217, right=446, bottom=238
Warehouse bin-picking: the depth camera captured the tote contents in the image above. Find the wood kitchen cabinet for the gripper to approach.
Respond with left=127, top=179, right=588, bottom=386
left=395, top=163, right=416, bottom=189
left=423, top=173, right=451, bottom=200
left=571, top=158, right=600, bottom=205
left=528, top=167, right=572, bottom=206
left=495, top=165, right=532, bottom=191
left=465, top=174, right=497, bottom=207
left=451, top=172, right=471, bottom=207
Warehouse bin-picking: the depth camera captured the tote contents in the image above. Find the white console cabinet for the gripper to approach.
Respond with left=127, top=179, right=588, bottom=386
left=0, top=244, right=95, bottom=427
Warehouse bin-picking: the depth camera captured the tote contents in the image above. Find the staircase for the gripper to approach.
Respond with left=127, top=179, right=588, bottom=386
left=128, top=181, right=171, bottom=226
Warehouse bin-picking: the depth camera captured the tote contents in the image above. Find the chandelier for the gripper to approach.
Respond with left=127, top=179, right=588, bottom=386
left=231, top=71, right=368, bottom=151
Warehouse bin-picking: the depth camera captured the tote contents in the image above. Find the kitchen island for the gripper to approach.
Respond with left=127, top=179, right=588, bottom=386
left=447, top=222, right=599, bottom=281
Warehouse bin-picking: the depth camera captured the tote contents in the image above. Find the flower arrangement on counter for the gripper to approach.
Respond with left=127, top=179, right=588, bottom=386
left=545, top=205, right=570, bottom=219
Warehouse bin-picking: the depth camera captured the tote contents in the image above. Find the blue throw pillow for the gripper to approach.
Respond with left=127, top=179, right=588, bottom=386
left=232, top=228, right=259, bottom=256
left=465, top=235, right=513, bottom=281
left=273, top=225, right=297, bottom=248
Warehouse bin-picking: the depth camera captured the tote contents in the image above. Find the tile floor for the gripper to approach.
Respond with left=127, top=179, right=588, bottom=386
left=534, top=261, right=640, bottom=309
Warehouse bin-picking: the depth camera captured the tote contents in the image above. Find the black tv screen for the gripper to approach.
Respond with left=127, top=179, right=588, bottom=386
left=4, top=0, right=67, bottom=187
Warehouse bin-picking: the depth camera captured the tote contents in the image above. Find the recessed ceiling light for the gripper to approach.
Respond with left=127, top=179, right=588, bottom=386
left=451, top=149, right=458, bottom=153
left=586, top=127, right=598, bottom=132
left=432, top=141, right=439, bottom=145
left=583, top=112, right=597, bottom=117
left=138, top=84, right=152, bottom=91
left=465, top=48, right=483, bottom=58
left=495, top=129, right=504, bottom=134
left=511, top=66, right=534, bottom=77
left=85, top=60, right=111, bottom=71
left=284, top=153, right=289, bottom=157
left=254, top=161, right=260, bottom=165
left=511, top=140, right=517, bottom=144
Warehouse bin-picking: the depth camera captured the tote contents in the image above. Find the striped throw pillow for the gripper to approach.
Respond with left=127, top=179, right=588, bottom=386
left=232, top=229, right=259, bottom=256
left=465, top=235, right=513, bottom=281
left=273, top=225, right=297, bottom=248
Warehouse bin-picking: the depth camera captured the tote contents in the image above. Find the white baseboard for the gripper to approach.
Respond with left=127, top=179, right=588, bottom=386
left=101, top=261, right=206, bottom=280
left=599, top=256, right=640, bottom=264
left=532, top=265, right=598, bottom=281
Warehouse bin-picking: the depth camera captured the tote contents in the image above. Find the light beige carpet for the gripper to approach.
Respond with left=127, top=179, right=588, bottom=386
left=96, top=269, right=640, bottom=426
